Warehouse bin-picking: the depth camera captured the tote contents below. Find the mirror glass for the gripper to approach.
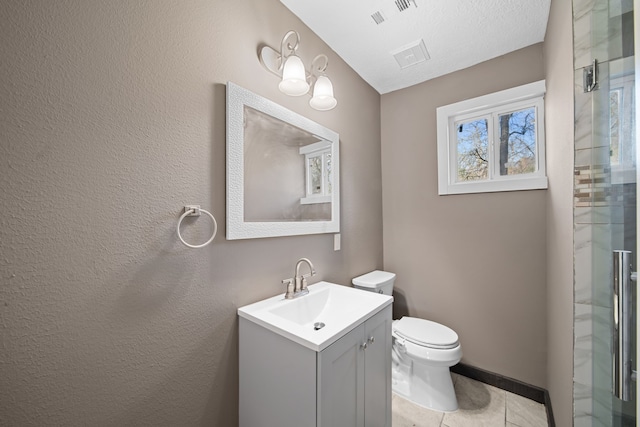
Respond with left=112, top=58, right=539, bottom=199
left=226, top=82, right=340, bottom=239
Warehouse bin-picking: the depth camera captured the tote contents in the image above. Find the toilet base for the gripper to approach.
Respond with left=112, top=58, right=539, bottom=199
left=392, top=363, right=458, bottom=413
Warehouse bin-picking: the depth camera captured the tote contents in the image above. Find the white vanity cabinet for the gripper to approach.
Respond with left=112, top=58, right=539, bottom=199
left=239, top=304, right=392, bottom=427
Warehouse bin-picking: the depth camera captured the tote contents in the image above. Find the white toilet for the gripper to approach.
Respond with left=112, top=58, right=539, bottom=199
left=352, top=270, right=462, bottom=412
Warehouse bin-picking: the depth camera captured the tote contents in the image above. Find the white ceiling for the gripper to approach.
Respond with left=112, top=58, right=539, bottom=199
left=280, top=0, right=552, bottom=94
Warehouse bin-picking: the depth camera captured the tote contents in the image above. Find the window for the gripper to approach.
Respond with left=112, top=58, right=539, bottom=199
left=300, top=141, right=332, bottom=204
left=608, top=66, right=635, bottom=182
left=436, top=80, right=547, bottom=195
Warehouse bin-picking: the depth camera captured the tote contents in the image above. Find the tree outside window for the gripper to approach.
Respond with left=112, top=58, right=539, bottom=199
left=437, top=80, right=547, bottom=195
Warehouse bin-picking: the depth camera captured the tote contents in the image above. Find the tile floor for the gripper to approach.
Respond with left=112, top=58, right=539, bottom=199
left=392, top=373, right=549, bottom=427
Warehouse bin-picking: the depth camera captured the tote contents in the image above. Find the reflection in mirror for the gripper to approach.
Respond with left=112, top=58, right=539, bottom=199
left=226, top=82, right=340, bottom=240
left=301, top=141, right=332, bottom=204
left=243, top=107, right=331, bottom=222
left=608, top=57, right=636, bottom=183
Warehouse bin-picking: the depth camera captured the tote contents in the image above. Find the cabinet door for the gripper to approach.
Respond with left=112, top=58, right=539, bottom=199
left=364, top=307, right=392, bottom=427
left=318, top=323, right=365, bottom=427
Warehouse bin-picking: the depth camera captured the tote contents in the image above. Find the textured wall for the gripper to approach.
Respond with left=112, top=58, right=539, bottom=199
left=542, top=0, right=575, bottom=424
left=381, top=44, right=548, bottom=387
left=0, top=1, right=382, bottom=425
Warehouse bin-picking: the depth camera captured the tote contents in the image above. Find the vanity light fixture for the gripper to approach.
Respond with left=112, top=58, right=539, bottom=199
left=259, top=30, right=337, bottom=111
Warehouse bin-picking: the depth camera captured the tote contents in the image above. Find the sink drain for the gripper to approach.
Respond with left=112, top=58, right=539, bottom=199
left=314, top=322, right=325, bottom=331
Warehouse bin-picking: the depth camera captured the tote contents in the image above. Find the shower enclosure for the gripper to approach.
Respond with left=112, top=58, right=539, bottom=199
left=573, top=0, right=638, bottom=425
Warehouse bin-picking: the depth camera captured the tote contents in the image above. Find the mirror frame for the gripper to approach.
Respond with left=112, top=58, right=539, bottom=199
left=226, top=82, right=340, bottom=240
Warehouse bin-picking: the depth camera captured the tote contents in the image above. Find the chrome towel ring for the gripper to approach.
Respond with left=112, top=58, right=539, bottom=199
left=176, top=205, right=217, bottom=249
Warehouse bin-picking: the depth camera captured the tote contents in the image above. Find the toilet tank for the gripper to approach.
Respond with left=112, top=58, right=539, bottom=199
left=352, top=270, right=396, bottom=295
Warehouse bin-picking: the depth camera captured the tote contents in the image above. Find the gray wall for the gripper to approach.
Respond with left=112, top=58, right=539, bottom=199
left=381, top=44, right=548, bottom=387
left=543, top=0, right=575, bottom=424
left=0, top=1, right=382, bottom=425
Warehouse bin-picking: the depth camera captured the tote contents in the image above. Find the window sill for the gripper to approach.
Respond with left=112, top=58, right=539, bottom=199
left=438, top=176, right=548, bottom=195
left=300, top=195, right=331, bottom=204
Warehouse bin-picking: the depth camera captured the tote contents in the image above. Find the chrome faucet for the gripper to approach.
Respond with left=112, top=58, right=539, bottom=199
left=282, top=258, right=316, bottom=299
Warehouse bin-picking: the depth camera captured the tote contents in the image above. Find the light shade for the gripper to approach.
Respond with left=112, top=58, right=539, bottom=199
left=309, top=75, right=337, bottom=111
left=278, top=55, right=309, bottom=96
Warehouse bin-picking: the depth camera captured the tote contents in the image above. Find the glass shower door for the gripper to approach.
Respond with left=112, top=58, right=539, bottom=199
left=583, top=0, right=637, bottom=425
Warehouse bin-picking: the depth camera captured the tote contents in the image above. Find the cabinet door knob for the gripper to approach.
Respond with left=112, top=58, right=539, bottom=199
left=368, top=336, right=375, bottom=345
left=360, top=342, right=368, bottom=351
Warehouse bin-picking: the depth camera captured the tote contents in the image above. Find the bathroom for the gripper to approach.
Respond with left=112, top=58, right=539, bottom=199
left=1, top=0, right=629, bottom=425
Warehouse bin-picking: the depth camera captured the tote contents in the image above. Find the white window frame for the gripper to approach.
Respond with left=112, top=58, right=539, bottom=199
left=300, top=141, right=332, bottom=205
left=436, top=80, right=548, bottom=195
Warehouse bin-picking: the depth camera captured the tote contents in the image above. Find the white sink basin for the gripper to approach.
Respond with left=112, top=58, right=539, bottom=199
left=238, top=281, right=393, bottom=351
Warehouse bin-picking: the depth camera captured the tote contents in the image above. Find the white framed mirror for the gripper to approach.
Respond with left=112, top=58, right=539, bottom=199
left=226, top=82, right=340, bottom=240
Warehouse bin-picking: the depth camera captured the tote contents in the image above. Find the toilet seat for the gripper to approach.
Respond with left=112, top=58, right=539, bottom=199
left=393, top=317, right=459, bottom=350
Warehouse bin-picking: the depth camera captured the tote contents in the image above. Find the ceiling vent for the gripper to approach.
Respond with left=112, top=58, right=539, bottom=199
left=395, top=0, right=412, bottom=12
left=371, top=0, right=416, bottom=25
left=371, top=11, right=386, bottom=25
left=391, top=39, right=430, bottom=69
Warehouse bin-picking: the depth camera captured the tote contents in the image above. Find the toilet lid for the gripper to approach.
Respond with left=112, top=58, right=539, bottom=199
left=393, top=317, right=459, bottom=349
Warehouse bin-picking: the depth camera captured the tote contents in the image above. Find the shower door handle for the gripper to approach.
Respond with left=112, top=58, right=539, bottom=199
left=613, top=250, right=633, bottom=401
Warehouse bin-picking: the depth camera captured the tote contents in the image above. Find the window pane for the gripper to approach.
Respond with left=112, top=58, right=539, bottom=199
left=309, top=156, right=322, bottom=194
left=498, top=107, right=536, bottom=176
left=456, top=118, right=488, bottom=182
left=609, top=89, right=621, bottom=166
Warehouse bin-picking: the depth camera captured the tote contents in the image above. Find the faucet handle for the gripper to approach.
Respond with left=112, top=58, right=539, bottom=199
left=297, top=276, right=310, bottom=296
left=282, top=278, right=295, bottom=299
